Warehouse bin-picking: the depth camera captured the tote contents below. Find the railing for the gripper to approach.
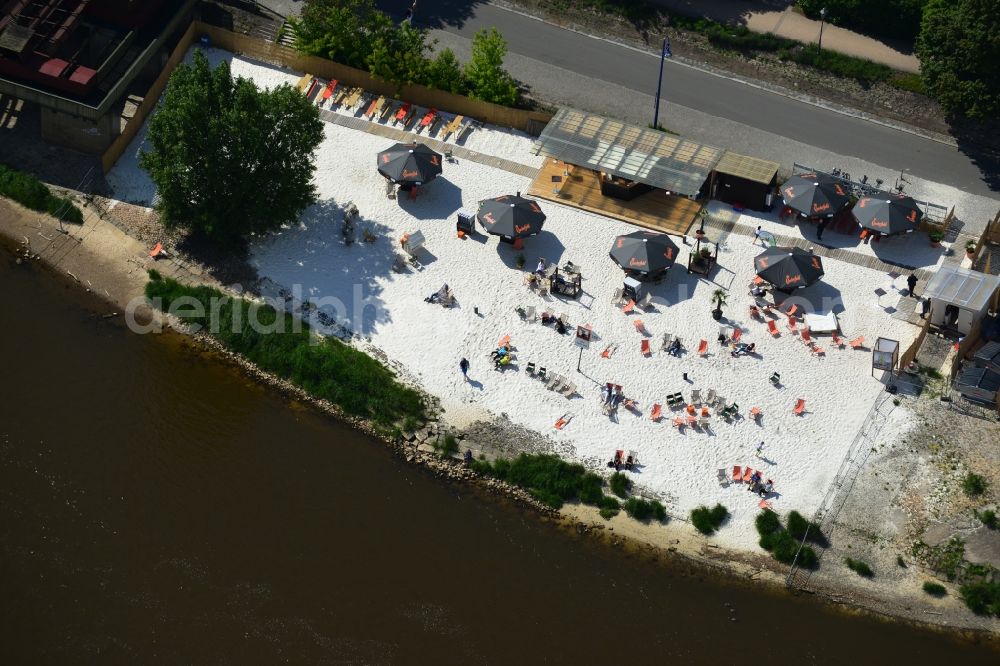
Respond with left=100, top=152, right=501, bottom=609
left=786, top=391, right=897, bottom=589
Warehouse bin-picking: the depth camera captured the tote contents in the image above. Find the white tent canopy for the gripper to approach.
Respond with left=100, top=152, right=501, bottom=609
left=923, top=266, right=1000, bottom=335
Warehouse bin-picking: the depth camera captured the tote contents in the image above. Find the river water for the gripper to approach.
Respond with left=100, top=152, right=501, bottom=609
left=0, top=248, right=996, bottom=664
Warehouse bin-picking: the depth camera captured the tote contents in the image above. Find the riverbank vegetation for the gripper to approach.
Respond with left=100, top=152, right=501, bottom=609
left=755, top=510, right=819, bottom=569
left=144, top=272, right=426, bottom=426
left=0, top=163, right=83, bottom=224
left=690, top=504, right=729, bottom=535
left=845, top=557, right=875, bottom=578
left=291, top=0, right=521, bottom=106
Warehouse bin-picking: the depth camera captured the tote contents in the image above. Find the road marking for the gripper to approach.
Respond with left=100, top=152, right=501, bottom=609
left=476, top=1, right=957, bottom=148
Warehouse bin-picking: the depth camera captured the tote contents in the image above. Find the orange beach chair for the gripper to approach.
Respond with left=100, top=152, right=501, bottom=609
left=697, top=339, right=708, bottom=356
left=622, top=299, right=636, bottom=314
left=732, top=466, right=742, bottom=482
left=148, top=242, right=164, bottom=258
left=640, top=339, right=651, bottom=356
left=767, top=320, right=780, bottom=337
left=831, top=333, right=845, bottom=348
left=731, top=328, right=743, bottom=344
left=794, top=398, right=806, bottom=415
left=498, top=334, right=511, bottom=348
left=742, top=467, right=754, bottom=483
left=650, top=403, right=663, bottom=421
left=849, top=336, right=865, bottom=349
left=787, top=316, right=799, bottom=334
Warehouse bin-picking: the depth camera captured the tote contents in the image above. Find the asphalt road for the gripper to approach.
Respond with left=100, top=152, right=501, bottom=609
left=375, top=0, right=998, bottom=199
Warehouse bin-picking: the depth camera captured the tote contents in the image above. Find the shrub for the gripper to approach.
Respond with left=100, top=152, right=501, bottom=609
left=437, top=433, right=459, bottom=456
left=923, top=581, right=947, bottom=597
left=786, top=510, right=827, bottom=544
left=976, top=509, right=997, bottom=529
left=959, top=580, right=1000, bottom=616
left=144, top=274, right=426, bottom=426
left=598, top=495, right=620, bottom=520
left=890, top=72, right=926, bottom=94
left=599, top=506, right=619, bottom=520
left=798, top=0, right=927, bottom=43
left=690, top=503, right=729, bottom=535
left=897, top=555, right=907, bottom=568
left=845, top=557, right=874, bottom=578
left=0, top=163, right=84, bottom=223
left=473, top=453, right=606, bottom=510
left=783, top=48, right=893, bottom=84
left=756, top=510, right=818, bottom=568
left=623, top=497, right=667, bottom=522
left=961, top=473, right=987, bottom=497
left=609, top=472, right=632, bottom=498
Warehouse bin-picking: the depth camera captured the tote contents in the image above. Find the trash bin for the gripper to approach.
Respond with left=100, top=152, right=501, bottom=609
left=457, top=210, right=474, bottom=235
left=623, top=276, right=642, bottom=302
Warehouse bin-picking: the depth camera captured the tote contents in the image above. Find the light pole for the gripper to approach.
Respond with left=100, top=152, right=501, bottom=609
left=652, top=37, right=672, bottom=131
left=818, top=7, right=827, bottom=52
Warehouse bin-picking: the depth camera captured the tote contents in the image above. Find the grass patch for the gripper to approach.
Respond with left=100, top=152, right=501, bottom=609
left=889, top=72, right=926, bottom=94
left=962, top=473, right=987, bottom=497
left=690, top=503, right=729, bottom=535
left=599, top=495, right=621, bottom=520
left=0, top=163, right=84, bottom=224
left=923, top=581, right=947, bottom=597
left=976, top=509, right=997, bottom=529
left=755, top=510, right=819, bottom=569
left=144, top=273, right=426, bottom=426
left=609, top=472, right=632, bottom=498
left=623, top=496, right=667, bottom=522
left=912, top=537, right=966, bottom=581
left=959, top=580, right=1000, bottom=616
left=845, top=557, right=874, bottom=578
left=435, top=433, right=459, bottom=456
left=786, top=510, right=827, bottom=546
left=781, top=47, right=893, bottom=84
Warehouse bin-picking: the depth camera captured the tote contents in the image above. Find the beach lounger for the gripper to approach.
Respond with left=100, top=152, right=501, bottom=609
left=547, top=373, right=562, bottom=390
left=650, top=403, right=663, bottom=421
left=640, top=339, right=651, bottom=356
left=524, top=305, right=536, bottom=322
left=455, top=118, right=476, bottom=142
left=831, top=333, right=845, bottom=348
left=715, top=396, right=727, bottom=410
left=561, top=381, right=577, bottom=397
left=638, top=292, right=654, bottom=310
left=750, top=406, right=761, bottom=420
left=148, top=242, right=165, bottom=258
left=537, top=367, right=546, bottom=380
left=731, top=328, right=743, bottom=344
left=769, top=372, right=781, bottom=386
left=661, top=332, right=673, bottom=350
left=525, top=361, right=536, bottom=375
left=743, top=467, right=755, bottom=483
left=801, top=328, right=812, bottom=343
left=759, top=499, right=774, bottom=511
left=732, top=466, right=743, bottom=482
left=794, top=398, right=806, bottom=415
left=622, top=299, right=636, bottom=314
left=672, top=417, right=685, bottom=428
left=554, top=414, right=571, bottom=430
left=687, top=414, right=697, bottom=427
left=849, top=336, right=865, bottom=349
left=418, top=108, right=438, bottom=132
left=767, top=320, right=780, bottom=337
left=691, top=388, right=701, bottom=404
left=498, top=334, right=511, bottom=348
left=697, top=339, right=708, bottom=356
left=401, top=105, right=419, bottom=128
left=633, top=319, right=646, bottom=334
left=787, top=316, right=799, bottom=334
left=393, top=101, right=412, bottom=125
left=319, top=79, right=338, bottom=105
left=810, top=343, right=825, bottom=357
left=699, top=417, right=710, bottom=429
left=718, top=468, right=729, bottom=487
left=705, top=388, right=716, bottom=404
left=784, top=303, right=798, bottom=317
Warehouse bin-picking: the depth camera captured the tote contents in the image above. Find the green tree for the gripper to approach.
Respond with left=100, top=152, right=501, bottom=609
left=424, top=48, right=467, bottom=94
left=916, top=0, right=1000, bottom=120
left=367, top=23, right=431, bottom=90
left=291, top=0, right=387, bottom=69
left=798, top=0, right=928, bottom=43
left=139, top=50, right=323, bottom=247
left=464, top=27, right=520, bottom=107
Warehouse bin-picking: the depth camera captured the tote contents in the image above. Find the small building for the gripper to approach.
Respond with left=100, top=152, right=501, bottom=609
left=710, top=151, right=779, bottom=212
left=922, top=266, right=1000, bottom=336
left=954, top=366, right=1000, bottom=407
left=974, top=340, right=1000, bottom=373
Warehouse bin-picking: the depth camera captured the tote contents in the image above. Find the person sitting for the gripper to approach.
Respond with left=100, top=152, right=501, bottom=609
left=717, top=332, right=727, bottom=344
left=494, top=354, right=512, bottom=370
left=556, top=318, right=567, bottom=335
left=759, top=479, right=774, bottom=497
left=463, top=449, right=473, bottom=465
left=749, top=304, right=761, bottom=318
left=541, top=311, right=553, bottom=325
left=600, top=385, right=611, bottom=405
left=535, top=259, right=546, bottom=276
left=424, top=283, right=449, bottom=303
left=751, top=284, right=766, bottom=298
left=667, top=338, right=682, bottom=357
left=746, top=342, right=756, bottom=354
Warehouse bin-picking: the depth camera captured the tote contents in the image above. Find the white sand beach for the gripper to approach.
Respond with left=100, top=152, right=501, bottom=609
left=107, top=49, right=927, bottom=552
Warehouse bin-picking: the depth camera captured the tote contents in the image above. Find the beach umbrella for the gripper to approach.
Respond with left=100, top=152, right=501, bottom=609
left=609, top=230, right=679, bottom=276
left=754, top=246, right=824, bottom=290
left=477, top=194, right=546, bottom=239
left=779, top=172, right=851, bottom=218
left=852, top=194, right=922, bottom=235
left=377, top=142, right=442, bottom=184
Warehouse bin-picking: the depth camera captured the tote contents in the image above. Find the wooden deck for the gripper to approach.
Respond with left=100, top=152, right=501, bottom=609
left=527, top=159, right=701, bottom=236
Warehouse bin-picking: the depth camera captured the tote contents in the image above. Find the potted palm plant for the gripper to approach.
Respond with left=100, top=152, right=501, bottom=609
left=928, top=229, right=944, bottom=247
left=966, top=239, right=977, bottom=257
left=711, top=289, right=727, bottom=321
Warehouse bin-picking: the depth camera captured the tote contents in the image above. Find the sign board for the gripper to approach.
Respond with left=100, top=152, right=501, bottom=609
left=575, top=324, right=592, bottom=349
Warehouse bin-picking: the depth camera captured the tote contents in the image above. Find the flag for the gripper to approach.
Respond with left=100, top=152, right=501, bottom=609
left=663, top=38, right=672, bottom=58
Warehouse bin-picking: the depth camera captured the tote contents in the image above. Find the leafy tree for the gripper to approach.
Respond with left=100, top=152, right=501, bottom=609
left=139, top=50, right=323, bottom=247
left=798, top=0, right=928, bottom=43
left=291, top=0, right=387, bottom=69
left=464, top=27, right=520, bottom=106
left=916, top=0, right=1000, bottom=120
left=367, top=23, right=431, bottom=90
left=424, top=48, right=467, bottom=94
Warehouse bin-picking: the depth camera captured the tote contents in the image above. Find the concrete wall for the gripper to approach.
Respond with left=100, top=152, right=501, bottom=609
left=40, top=107, right=120, bottom=154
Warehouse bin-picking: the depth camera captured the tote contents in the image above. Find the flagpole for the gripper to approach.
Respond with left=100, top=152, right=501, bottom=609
left=653, top=37, right=671, bottom=130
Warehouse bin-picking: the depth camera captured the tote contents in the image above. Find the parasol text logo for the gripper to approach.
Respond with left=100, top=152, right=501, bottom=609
left=858, top=198, right=868, bottom=207
left=529, top=203, right=541, bottom=213
left=757, top=257, right=769, bottom=269
left=664, top=248, right=674, bottom=260
left=381, top=155, right=390, bottom=163
left=906, top=210, right=917, bottom=223
left=629, top=257, right=648, bottom=268
left=834, top=184, right=845, bottom=196
left=402, top=169, right=419, bottom=179
left=871, top=218, right=888, bottom=228
left=811, top=258, right=821, bottom=270
left=783, top=187, right=795, bottom=199
left=430, top=156, right=439, bottom=166
left=812, top=202, right=830, bottom=213
left=514, top=223, right=531, bottom=234
left=483, top=213, right=496, bottom=225
left=784, top=274, right=802, bottom=286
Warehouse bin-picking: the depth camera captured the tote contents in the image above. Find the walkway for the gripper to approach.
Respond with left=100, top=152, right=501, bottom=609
left=649, top=0, right=920, bottom=73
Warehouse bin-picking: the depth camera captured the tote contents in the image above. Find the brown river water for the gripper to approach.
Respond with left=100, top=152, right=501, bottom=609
left=1, top=247, right=997, bottom=664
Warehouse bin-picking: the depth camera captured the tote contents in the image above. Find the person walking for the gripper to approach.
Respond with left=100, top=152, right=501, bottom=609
left=459, top=357, right=469, bottom=380
left=401, top=0, right=417, bottom=26
left=907, top=274, right=918, bottom=298
left=816, top=219, right=827, bottom=241
left=755, top=441, right=764, bottom=458
left=753, top=225, right=763, bottom=245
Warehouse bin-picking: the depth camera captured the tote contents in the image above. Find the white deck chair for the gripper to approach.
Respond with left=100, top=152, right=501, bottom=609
left=561, top=381, right=577, bottom=397
left=661, top=332, right=673, bottom=350
left=700, top=417, right=711, bottom=429
left=691, top=389, right=701, bottom=405
left=524, top=305, right=536, bottom=322
left=638, top=292, right=654, bottom=310
left=715, top=396, right=727, bottom=410
left=705, top=388, right=717, bottom=404
left=717, top=468, right=729, bottom=487
left=611, top=287, right=624, bottom=304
